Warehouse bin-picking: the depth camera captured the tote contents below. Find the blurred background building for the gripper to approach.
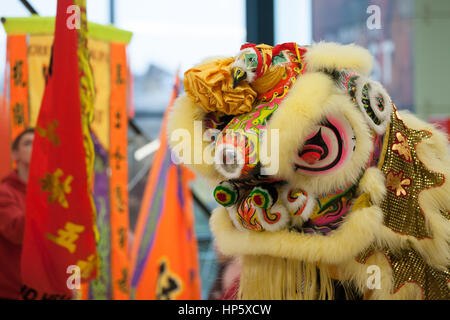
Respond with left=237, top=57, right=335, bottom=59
left=1, top=0, right=449, bottom=298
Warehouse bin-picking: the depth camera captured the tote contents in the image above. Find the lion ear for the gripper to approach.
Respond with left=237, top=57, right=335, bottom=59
left=334, top=70, right=393, bottom=135
left=353, top=77, right=393, bottom=135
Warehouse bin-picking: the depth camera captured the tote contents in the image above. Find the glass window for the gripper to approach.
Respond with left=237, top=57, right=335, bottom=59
left=275, top=0, right=312, bottom=46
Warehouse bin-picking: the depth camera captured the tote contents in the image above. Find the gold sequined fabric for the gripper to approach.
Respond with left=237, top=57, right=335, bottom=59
left=355, top=107, right=449, bottom=299
left=355, top=246, right=376, bottom=264
left=384, top=248, right=450, bottom=300
left=441, top=210, right=450, bottom=220
left=378, top=109, right=445, bottom=239
left=356, top=247, right=450, bottom=299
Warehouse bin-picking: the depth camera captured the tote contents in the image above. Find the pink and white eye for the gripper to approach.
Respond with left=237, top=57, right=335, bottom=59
left=294, top=114, right=356, bottom=176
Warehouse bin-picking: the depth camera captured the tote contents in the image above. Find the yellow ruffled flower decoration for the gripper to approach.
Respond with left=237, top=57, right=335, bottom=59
left=183, top=57, right=257, bottom=115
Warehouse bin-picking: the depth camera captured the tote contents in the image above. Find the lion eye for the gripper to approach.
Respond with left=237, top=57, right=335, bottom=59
left=294, top=114, right=356, bottom=176
left=298, top=129, right=328, bottom=165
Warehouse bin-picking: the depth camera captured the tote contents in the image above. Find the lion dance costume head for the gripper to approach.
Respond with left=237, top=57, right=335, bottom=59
left=168, top=42, right=450, bottom=300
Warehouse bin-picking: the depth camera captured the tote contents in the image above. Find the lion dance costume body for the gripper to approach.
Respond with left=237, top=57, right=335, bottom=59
left=168, top=42, right=450, bottom=300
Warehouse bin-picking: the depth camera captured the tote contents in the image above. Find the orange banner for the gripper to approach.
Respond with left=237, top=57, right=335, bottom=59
left=109, top=42, right=130, bottom=299
left=130, top=75, right=201, bottom=300
left=7, top=35, right=29, bottom=142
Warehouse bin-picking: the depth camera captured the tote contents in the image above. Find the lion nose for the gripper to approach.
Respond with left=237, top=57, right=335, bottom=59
left=214, top=144, right=246, bottom=179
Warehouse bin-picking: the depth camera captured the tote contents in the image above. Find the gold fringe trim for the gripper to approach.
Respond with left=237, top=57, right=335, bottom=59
left=238, top=255, right=334, bottom=300
left=76, top=0, right=99, bottom=244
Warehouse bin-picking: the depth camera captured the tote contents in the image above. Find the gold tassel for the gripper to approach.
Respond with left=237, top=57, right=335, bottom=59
left=75, top=0, right=99, bottom=243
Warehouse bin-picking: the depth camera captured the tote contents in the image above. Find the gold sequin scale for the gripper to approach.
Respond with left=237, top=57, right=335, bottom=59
left=378, top=109, right=445, bottom=239
left=356, top=247, right=450, bottom=299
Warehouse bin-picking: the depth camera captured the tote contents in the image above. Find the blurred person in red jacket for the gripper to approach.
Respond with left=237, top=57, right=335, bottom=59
left=0, top=128, right=34, bottom=299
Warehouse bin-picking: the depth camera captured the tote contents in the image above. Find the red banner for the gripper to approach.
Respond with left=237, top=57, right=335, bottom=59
left=21, top=0, right=98, bottom=299
left=0, top=90, right=10, bottom=180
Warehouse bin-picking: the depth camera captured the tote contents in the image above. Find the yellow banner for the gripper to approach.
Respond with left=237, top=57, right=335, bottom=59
left=89, top=39, right=111, bottom=150
left=28, top=34, right=53, bottom=127
left=28, top=36, right=111, bottom=151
